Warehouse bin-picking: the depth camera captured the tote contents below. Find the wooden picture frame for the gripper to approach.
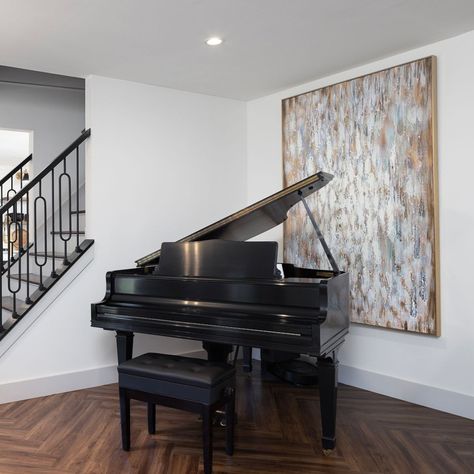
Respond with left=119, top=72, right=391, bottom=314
left=282, top=56, right=440, bottom=335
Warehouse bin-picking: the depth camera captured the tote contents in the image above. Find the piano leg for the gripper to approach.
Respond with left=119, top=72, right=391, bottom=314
left=116, top=331, right=134, bottom=364
left=242, top=346, right=253, bottom=373
left=202, top=342, right=233, bottom=363
left=317, top=351, right=339, bottom=454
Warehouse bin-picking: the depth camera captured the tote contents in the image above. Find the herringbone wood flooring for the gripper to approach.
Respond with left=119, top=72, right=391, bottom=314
left=0, top=363, right=473, bottom=473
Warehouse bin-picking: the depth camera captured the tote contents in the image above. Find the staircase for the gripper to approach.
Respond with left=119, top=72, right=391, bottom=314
left=0, top=129, right=93, bottom=339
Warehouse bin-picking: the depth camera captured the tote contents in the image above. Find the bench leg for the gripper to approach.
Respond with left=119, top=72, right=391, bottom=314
left=225, top=390, right=235, bottom=456
left=119, top=388, right=130, bottom=451
left=147, top=403, right=156, bottom=434
left=202, top=406, right=213, bottom=474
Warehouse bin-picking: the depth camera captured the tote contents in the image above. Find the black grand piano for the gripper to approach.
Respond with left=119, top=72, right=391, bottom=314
left=91, top=171, right=349, bottom=452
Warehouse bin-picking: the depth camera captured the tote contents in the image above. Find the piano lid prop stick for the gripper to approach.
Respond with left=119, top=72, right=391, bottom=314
left=298, top=192, right=340, bottom=274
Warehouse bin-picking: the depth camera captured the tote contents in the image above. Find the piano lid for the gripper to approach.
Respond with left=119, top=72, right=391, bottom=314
left=135, top=171, right=333, bottom=267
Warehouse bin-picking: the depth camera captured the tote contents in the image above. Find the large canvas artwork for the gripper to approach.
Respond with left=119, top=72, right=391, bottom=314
left=282, top=56, right=439, bottom=335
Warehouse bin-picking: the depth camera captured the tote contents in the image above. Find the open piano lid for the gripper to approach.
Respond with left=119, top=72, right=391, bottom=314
left=135, top=171, right=333, bottom=267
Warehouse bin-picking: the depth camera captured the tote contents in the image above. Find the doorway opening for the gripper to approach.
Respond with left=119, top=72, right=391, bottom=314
left=0, top=128, right=32, bottom=183
left=0, top=128, right=33, bottom=261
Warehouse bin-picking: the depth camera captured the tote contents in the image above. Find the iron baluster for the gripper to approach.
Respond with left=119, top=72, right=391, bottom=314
left=59, top=158, right=72, bottom=266
left=7, top=203, right=21, bottom=318
left=0, top=210, right=3, bottom=331
left=34, top=181, right=47, bottom=291
left=25, top=191, right=32, bottom=305
left=6, top=175, right=16, bottom=202
left=75, top=147, right=81, bottom=252
left=50, top=169, right=57, bottom=278
left=19, top=166, right=23, bottom=217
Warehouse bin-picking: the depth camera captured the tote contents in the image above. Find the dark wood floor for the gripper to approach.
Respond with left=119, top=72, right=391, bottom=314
left=1, top=362, right=473, bottom=473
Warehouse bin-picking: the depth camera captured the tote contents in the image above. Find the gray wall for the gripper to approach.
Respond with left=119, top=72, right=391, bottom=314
left=0, top=81, right=85, bottom=174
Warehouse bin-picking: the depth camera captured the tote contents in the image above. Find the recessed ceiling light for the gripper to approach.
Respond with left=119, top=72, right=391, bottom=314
left=205, top=37, right=223, bottom=46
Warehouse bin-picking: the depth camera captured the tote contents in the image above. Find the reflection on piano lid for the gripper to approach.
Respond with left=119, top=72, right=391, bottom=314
left=135, top=171, right=333, bottom=267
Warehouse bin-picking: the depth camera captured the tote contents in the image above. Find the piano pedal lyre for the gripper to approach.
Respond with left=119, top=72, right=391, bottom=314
left=198, top=409, right=237, bottom=428
left=215, top=410, right=227, bottom=427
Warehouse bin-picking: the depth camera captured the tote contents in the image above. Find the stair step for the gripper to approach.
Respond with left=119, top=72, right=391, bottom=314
left=50, top=230, right=85, bottom=235
left=9, top=273, right=42, bottom=285
left=2, top=296, right=28, bottom=318
left=71, top=210, right=85, bottom=214
left=1, top=244, right=34, bottom=274
left=34, top=252, right=67, bottom=259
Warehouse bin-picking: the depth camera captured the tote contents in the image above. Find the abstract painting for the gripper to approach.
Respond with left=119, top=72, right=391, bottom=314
left=282, top=56, right=439, bottom=335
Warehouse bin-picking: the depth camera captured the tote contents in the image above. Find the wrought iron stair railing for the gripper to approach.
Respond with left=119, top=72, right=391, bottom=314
left=0, top=129, right=93, bottom=338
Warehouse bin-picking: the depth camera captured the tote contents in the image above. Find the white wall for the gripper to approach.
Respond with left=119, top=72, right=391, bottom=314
left=0, top=82, right=85, bottom=173
left=0, top=76, right=246, bottom=400
left=247, top=30, right=474, bottom=418
left=85, top=75, right=247, bottom=357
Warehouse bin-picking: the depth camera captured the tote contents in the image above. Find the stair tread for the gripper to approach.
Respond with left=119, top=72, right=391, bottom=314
left=71, top=210, right=85, bottom=214
left=9, top=273, right=42, bottom=285
left=2, top=296, right=28, bottom=316
left=34, top=252, right=67, bottom=258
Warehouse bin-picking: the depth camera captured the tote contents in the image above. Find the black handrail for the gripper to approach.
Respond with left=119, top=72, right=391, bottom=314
left=0, top=154, right=32, bottom=188
left=0, top=129, right=91, bottom=215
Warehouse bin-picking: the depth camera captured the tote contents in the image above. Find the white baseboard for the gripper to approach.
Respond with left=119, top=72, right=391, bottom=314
left=0, top=364, right=117, bottom=404
left=339, top=364, right=474, bottom=420
left=3, top=349, right=472, bottom=422
left=0, top=348, right=207, bottom=405
left=259, top=350, right=473, bottom=419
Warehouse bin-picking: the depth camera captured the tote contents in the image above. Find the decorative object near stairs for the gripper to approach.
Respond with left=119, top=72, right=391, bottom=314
left=0, top=129, right=93, bottom=338
left=0, top=153, right=32, bottom=205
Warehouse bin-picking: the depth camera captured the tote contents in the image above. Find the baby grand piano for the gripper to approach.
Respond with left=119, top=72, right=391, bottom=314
left=91, top=171, right=349, bottom=452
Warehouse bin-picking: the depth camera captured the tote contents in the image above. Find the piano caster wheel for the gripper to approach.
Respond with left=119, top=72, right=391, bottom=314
left=322, top=438, right=335, bottom=456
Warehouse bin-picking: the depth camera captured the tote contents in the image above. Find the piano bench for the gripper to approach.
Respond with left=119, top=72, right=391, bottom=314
left=117, top=352, right=236, bottom=474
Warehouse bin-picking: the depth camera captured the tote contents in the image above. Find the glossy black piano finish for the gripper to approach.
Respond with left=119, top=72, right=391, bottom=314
left=91, top=172, right=350, bottom=452
left=93, top=265, right=348, bottom=355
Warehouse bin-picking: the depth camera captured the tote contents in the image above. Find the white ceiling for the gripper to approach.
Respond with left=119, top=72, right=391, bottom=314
left=1, top=0, right=474, bottom=100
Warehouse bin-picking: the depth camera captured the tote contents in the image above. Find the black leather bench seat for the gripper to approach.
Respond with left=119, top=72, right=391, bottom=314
left=117, top=351, right=236, bottom=474
left=118, top=353, right=235, bottom=388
